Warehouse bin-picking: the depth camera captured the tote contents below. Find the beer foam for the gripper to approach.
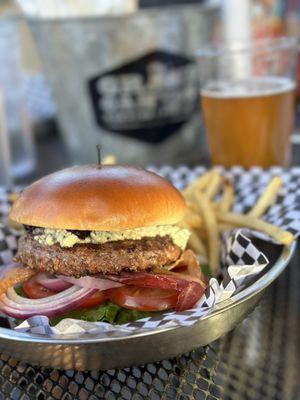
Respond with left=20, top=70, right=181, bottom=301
left=201, top=77, right=295, bottom=98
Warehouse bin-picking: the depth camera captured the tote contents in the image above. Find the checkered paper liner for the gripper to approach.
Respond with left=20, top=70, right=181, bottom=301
left=0, top=167, right=299, bottom=337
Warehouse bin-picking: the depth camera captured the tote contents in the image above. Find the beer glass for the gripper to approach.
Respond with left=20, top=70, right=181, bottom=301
left=196, top=37, right=298, bottom=167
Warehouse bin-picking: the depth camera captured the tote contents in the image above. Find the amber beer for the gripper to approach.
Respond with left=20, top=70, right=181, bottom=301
left=201, top=77, right=295, bottom=167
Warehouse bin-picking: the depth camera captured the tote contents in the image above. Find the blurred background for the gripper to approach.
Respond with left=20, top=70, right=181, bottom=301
left=1, top=0, right=300, bottom=185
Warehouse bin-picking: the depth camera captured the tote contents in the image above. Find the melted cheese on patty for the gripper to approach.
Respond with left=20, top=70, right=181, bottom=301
left=34, top=225, right=190, bottom=250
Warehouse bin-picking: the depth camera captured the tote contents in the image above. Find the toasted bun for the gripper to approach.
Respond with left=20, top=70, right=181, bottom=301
left=10, top=165, right=187, bottom=231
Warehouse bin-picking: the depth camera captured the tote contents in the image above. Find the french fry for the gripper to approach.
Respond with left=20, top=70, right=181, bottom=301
left=218, top=223, right=235, bottom=232
left=219, top=179, right=234, bottom=212
left=187, top=199, right=219, bottom=215
left=217, top=211, right=294, bottom=245
left=204, top=170, right=222, bottom=199
left=192, top=191, right=220, bottom=276
left=248, top=176, right=282, bottom=218
left=180, top=221, right=207, bottom=256
left=185, top=201, right=198, bottom=214
left=102, top=154, right=117, bottom=165
left=180, top=211, right=203, bottom=229
left=194, top=226, right=208, bottom=243
left=188, top=230, right=207, bottom=257
left=183, top=170, right=215, bottom=201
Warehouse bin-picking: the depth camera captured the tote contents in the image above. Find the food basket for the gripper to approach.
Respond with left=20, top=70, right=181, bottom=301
left=0, top=166, right=298, bottom=370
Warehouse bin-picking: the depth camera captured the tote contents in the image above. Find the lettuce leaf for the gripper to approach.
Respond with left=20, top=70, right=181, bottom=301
left=50, top=302, right=120, bottom=325
left=50, top=302, right=155, bottom=326
left=115, top=308, right=154, bottom=324
left=201, top=263, right=212, bottom=278
left=14, top=285, right=27, bottom=298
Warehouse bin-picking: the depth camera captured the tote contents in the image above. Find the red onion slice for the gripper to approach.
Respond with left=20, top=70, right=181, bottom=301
left=6, top=285, right=81, bottom=306
left=35, top=273, right=72, bottom=292
left=58, top=275, right=124, bottom=290
left=0, top=286, right=96, bottom=318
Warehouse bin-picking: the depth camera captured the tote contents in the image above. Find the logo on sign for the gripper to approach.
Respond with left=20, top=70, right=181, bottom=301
left=88, top=50, right=198, bottom=143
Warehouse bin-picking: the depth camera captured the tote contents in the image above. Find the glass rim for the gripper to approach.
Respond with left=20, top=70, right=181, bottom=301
left=195, top=36, right=298, bottom=58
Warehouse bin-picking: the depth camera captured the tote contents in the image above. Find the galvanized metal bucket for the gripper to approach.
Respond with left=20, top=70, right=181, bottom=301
left=26, top=4, right=217, bottom=165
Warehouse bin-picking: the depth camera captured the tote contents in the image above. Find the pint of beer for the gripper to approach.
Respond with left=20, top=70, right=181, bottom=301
left=197, top=38, right=298, bottom=167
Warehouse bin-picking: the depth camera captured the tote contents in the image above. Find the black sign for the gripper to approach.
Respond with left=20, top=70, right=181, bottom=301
left=88, top=50, right=198, bottom=143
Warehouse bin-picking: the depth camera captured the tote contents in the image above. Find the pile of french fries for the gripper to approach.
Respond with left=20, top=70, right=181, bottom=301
left=179, top=169, right=294, bottom=277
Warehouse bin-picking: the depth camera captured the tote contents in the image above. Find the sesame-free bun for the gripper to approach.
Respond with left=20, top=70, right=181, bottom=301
left=10, top=165, right=187, bottom=231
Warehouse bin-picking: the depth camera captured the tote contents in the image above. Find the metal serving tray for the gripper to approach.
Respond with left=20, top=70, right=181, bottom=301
left=0, top=241, right=295, bottom=371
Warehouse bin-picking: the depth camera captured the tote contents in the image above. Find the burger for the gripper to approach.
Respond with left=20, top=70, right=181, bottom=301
left=0, top=165, right=207, bottom=324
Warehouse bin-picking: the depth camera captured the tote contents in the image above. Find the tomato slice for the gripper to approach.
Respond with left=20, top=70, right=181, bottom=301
left=79, top=291, right=108, bottom=309
left=22, top=275, right=108, bottom=307
left=23, top=276, right=56, bottom=299
left=107, top=286, right=178, bottom=311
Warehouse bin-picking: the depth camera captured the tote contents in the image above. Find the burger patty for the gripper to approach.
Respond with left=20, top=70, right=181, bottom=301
left=16, top=234, right=181, bottom=277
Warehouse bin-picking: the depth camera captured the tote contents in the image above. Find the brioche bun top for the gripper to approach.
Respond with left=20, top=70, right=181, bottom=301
left=10, top=165, right=187, bottom=231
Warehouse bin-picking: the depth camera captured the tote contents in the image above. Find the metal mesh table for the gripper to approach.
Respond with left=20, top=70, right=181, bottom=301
left=0, top=244, right=298, bottom=400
